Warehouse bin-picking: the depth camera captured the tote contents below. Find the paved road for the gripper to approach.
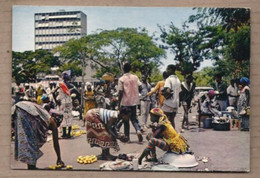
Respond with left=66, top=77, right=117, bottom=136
left=11, top=107, right=250, bottom=172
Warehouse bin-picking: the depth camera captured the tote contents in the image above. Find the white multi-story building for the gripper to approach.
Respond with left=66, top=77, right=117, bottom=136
left=34, top=10, right=87, bottom=51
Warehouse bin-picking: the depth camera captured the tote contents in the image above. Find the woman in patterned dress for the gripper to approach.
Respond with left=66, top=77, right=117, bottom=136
left=85, top=107, right=130, bottom=160
left=12, top=101, right=64, bottom=169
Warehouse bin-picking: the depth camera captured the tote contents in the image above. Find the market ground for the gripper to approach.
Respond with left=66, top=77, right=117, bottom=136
left=10, top=107, right=250, bottom=172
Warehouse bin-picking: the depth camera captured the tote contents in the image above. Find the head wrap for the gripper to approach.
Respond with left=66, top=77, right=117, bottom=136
left=240, top=77, right=250, bottom=85
left=41, top=94, right=48, bottom=101
left=59, top=82, right=70, bottom=95
left=150, top=108, right=164, bottom=117
left=208, top=90, right=215, bottom=97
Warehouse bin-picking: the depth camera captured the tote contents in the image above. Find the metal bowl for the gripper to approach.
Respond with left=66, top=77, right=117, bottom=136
left=162, top=153, right=198, bottom=168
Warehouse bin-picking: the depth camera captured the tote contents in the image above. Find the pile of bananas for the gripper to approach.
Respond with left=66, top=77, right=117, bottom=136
left=72, top=125, right=80, bottom=130
left=71, top=130, right=86, bottom=137
left=48, top=164, right=73, bottom=170
left=77, top=155, right=97, bottom=164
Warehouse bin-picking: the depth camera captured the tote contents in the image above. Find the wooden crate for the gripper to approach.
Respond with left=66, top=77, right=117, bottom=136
left=230, top=119, right=241, bottom=131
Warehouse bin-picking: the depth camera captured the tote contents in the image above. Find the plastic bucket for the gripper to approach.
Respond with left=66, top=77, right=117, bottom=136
left=203, top=118, right=212, bottom=128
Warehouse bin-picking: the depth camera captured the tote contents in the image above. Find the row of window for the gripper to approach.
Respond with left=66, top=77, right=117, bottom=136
left=35, top=35, right=81, bottom=42
left=35, top=33, right=82, bottom=37
left=35, top=13, right=81, bottom=20
left=35, top=20, right=81, bottom=27
left=35, top=28, right=82, bottom=35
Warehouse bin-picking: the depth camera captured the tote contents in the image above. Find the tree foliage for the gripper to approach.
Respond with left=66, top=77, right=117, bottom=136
left=12, top=50, right=60, bottom=84
left=55, top=28, right=165, bottom=78
left=92, top=28, right=165, bottom=77
left=159, top=23, right=210, bottom=75
left=188, top=8, right=250, bottom=32
left=189, top=8, right=250, bottom=80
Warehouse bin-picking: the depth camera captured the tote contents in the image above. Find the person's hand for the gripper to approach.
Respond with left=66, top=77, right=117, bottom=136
left=56, top=160, right=65, bottom=167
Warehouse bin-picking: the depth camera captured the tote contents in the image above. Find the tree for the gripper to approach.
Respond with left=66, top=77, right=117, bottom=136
left=188, top=8, right=250, bottom=32
left=92, top=28, right=165, bottom=77
left=12, top=50, right=60, bottom=84
left=193, top=67, right=215, bottom=87
left=188, top=8, right=250, bottom=79
left=159, top=23, right=209, bottom=75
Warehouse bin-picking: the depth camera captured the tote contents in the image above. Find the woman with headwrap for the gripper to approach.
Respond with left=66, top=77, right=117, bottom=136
left=83, top=82, right=96, bottom=126
left=58, top=82, right=73, bottom=138
left=237, top=77, right=250, bottom=131
left=201, top=90, right=222, bottom=117
left=138, top=108, right=190, bottom=165
left=85, top=107, right=130, bottom=160
left=36, top=84, right=45, bottom=105
left=12, top=101, right=64, bottom=169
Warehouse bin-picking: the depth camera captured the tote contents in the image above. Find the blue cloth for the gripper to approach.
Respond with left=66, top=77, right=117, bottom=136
left=240, top=77, right=250, bottom=85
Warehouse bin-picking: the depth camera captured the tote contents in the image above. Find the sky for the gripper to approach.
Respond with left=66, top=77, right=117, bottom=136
left=12, top=6, right=213, bottom=71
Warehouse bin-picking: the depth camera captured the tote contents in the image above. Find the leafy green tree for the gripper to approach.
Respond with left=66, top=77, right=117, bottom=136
left=92, top=28, right=165, bottom=77
left=159, top=23, right=208, bottom=75
left=55, top=28, right=165, bottom=79
left=12, top=50, right=60, bottom=84
left=193, top=67, right=215, bottom=87
left=188, top=8, right=250, bottom=79
left=188, top=8, right=250, bottom=32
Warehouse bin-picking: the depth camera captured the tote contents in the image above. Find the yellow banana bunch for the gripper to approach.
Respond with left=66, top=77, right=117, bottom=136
left=71, top=130, right=87, bottom=137
left=48, top=164, right=73, bottom=170
left=77, top=155, right=97, bottom=164
left=48, top=164, right=63, bottom=170
left=72, top=125, right=80, bottom=130
left=66, top=165, right=73, bottom=170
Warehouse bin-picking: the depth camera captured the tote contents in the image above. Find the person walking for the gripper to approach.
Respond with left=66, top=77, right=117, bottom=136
left=117, top=63, right=143, bottom=142
left=145, top=71, right=168, bottom=108
left=161, top=64, right=181, bottom=128
left=179, top=74, right=196, bottom=130
left=140, top=75, right=151, bottom=131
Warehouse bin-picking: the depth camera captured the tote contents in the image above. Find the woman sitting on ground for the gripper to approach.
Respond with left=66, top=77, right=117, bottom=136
left=138, top=108, right=190, bottom=165
left=201, top=90, right=222, bottom=117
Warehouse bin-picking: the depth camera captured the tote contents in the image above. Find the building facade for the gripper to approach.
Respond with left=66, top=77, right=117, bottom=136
left=34, top=10, right=87, bottom=51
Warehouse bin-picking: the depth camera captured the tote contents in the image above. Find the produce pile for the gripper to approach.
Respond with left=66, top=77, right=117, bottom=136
left=48, top=164, right=73, bottom=170
left=77, top=155, right=98, bottom=164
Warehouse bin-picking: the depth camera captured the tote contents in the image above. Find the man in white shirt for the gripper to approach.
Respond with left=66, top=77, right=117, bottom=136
left=227, top=79, right=238, bottom=108
left=162, top=64, right=181, bottom=128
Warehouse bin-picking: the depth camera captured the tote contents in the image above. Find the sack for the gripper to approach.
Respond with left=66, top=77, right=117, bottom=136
left=239, top=106, right=250, bottom=116
left=161, top=87, right=173, bottom=99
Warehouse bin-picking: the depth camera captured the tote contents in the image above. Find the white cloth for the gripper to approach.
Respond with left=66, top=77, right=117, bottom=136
left=162, top=75, right=181, bottom=110
left=227, top=85, right=238, bottom=106
left=59, top=88, right=73, bottom=127
left=99, top=108, right=119, bottom=124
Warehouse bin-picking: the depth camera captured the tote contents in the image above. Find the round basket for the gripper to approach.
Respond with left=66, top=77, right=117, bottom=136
left=102, top=72, right=114, bottom=81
